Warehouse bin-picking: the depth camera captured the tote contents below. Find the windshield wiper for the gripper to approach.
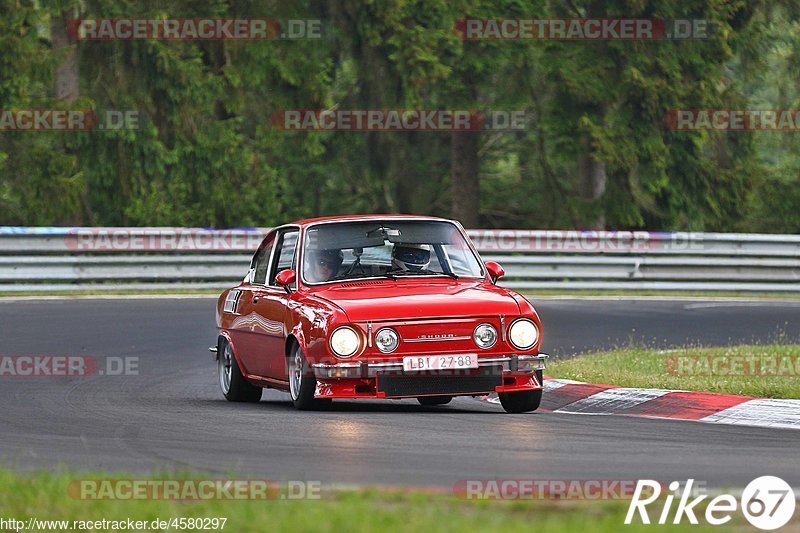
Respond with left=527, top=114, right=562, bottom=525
left=386, top=268, right=458, bottom=280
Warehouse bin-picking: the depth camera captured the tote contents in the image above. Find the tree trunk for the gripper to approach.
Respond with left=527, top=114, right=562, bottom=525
left=577, top=141, right=607, bottom=230
left=451, top=131, right=480, bottom=227
left=52, top=8, right=79, bottom=102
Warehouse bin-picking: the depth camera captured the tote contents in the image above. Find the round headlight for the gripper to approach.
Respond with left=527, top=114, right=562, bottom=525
left=330, top=326, right=360, bottom=358
left=509, top=319, right=539, bottom=350
left=375, top=328, right=400, bottom=353
left=473, top=323, right=498, bottom=349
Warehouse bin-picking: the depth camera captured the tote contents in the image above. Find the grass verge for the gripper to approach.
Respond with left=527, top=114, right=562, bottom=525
left=548, top=344, right=800, bottom=398
left=0, top=469, right=748, bottom=533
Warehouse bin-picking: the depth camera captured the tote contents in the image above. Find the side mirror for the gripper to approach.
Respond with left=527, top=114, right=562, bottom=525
left=484, top=261, right=505, bottom=284
left=275, top=269, right=297, bottom=293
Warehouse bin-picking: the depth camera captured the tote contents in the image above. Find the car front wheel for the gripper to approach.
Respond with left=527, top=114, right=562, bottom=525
left=288, top=344, right=331, bottom=410
left=218, top=339, right=262, bottom=403
left=498, top=389, right=542, bottom=413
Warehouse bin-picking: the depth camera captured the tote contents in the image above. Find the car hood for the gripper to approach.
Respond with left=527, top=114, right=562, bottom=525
left=308, top=279, right=520, bottom=322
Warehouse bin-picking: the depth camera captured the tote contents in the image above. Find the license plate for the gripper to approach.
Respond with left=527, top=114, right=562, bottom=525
left=402, top=354, right=479, bottom=372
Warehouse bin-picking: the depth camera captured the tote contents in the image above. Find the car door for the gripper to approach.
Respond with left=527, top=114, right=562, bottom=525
left=229, top=232, right=275, bottom=378
left=250, top=228, right=299, bottom=379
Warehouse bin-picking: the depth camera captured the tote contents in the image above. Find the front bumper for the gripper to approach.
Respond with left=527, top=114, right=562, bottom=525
left=311, top=354, right=548, bottom=399
left=312, top=354, right=548, bottom=379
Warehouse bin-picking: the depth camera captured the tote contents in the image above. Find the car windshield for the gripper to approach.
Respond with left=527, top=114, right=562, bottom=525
left=302, top=220, right=484, bottom=284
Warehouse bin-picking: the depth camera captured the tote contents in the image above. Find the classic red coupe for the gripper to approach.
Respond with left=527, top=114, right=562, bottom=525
left=213, top=215, right=548, bottom=413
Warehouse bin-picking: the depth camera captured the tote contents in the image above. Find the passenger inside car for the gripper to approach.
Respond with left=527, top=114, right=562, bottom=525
left=305, top=248, right=344, bottom=282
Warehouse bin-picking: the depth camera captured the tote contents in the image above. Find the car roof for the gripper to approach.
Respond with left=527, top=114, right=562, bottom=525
left=288, top=214, right=456, bottom=228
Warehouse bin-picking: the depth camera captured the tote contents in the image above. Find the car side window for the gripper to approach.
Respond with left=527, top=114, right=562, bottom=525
left=269, top=230, right=299, bottom=286
left=251, top=234, right=276, bottom=285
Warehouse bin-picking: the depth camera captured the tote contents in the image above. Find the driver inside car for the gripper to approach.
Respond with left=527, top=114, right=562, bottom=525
left=305, top=248, right=344, bottom=282
left=391, top=243, right=431, bottom=272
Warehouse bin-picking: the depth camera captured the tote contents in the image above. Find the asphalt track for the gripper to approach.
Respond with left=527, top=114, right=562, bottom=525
left=1, top=297, right=799, bottom=488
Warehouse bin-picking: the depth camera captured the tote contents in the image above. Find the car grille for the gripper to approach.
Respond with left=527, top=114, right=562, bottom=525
left=377, top=367, right=502, bottom=398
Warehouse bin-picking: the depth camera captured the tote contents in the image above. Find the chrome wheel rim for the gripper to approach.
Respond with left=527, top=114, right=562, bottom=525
left=219, top=344, right=232, bottom=394
left=289, top=348, right=303, bottom=401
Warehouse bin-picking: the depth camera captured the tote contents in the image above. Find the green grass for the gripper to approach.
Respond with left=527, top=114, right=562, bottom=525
left=548, top=344, right=800, bottom=398
left=0, top=469, right=748, bottom=533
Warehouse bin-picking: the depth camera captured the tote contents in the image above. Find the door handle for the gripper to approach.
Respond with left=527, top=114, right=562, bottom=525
left=253, top=292, right=265, bottom=303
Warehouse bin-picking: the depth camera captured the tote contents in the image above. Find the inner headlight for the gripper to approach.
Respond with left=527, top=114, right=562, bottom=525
left=375, top=328, right=400, bottom=353
left=508, top=318, right=539, bottom=350
left=330, top=326, right=361, bottom=358
left=473, top=323, right=498, bottom=349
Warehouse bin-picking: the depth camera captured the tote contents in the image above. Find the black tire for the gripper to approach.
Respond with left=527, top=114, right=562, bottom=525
left=218, top=339, right=262, bottom=403
left=417, top=396, right=453, bottom=406
left=288, top=343, right=331, bottom=411
left=498, top=389, right=542, bottom=413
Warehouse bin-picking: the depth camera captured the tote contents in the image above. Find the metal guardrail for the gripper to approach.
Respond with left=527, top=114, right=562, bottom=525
left=0, top=227, right=798, bottom=293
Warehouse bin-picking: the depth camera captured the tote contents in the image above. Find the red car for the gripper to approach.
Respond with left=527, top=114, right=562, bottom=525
left=213, top=215, right=548, bottom=413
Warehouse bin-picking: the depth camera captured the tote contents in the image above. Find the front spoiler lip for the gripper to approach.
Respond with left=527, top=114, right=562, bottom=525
left=312, top=353, right=549, bottom=379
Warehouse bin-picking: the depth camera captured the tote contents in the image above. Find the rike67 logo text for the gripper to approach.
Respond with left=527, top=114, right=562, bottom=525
left=626, top=477, right=795, bottom=530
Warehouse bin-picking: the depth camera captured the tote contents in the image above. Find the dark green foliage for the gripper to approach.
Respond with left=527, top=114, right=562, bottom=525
left=0, top=0, right=797, bottom=231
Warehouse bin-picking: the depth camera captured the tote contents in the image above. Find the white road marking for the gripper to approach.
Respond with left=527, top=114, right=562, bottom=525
left=700, top=399, right=800, bottom=430
left=543, top=378, right=583, bottom=391
left=483, top=379, right=800, bottom=431
left=557, top=387, right=673, bottom=413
